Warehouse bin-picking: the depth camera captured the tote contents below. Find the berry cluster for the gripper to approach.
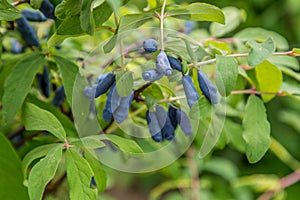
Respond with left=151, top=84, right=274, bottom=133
left=84, top=73, right=134, bottom=124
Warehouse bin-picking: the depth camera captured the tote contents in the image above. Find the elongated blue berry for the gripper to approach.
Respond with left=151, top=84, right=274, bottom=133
left=95, top=72, right=115, bottom=98
left=113, top=91, right=134, bottom=124
left=52, top=86, right=65, bottom=106
left=39, top=0, right=55, bottom=19
left=16, top=16, right=40, bottom=47
left=182, top=75, right=199, bottom=108
left=168, top=105, right=178, bottom=129
left=167, top=56, right=182, bottom=72
left=10, top=39, right=24, bottom=54
left=156, top=50, right=173, bottom=76
left=103, top=82, right=119, bottom=122
left=84, top=85, right=97, bottom=99
left=143, top=38, right=158, bottom=53
left=37, top=66, right=51, bottom=98
left=142, top=68, right=163, bottom=82
left=156, top=105, right=175, bottom=140
left=22, top=9, right=47, bottom=22
left=146, top=110, right=163, bottom=142
left=176, top=109, right=192, bottom=135
left=197, top=70, right=218, bottom=104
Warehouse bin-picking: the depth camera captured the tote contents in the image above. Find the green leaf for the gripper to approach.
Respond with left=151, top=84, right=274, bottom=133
left=56, top=15, right=85, bottom=35
left=66, top=149, right=97, bottom=200
left=27, top=94, right=78, bottom=137
left=80, top=0, right=95, bottom=35
left=22, top=102, right=66, bottom=141
left=55, top=0, right=83, bottom=20
left=84, top=151, right=107, bottom=192
left=105, top=0, right=130, bottom=15
left=242, top=95, right=271, bottom=163
left=99, top=134, right=143, bottom=155
left=210, top=7, right=246, bottom=37
left=234, top=27, right=289, bottom=50
left=168, top=3, right=225, bottom=24
left=247, top=37, right=275, bottom=66
left=28, top=145, right=63, bottom=200
left=268, top=56, right=299, bottom=71
left=222, top=119, right=245, bottom=153
left=255, top=60, right=282, bottom=102
left=0, top=133, right=29, bottom=200
left=93, top=2, right=112, bottom=28
left=71, top=136, right=106, bottom=149
left=54, top=56, right=79, bottom=107
left=3, top=53, right=44, bottom=122
left=0, top=0, right=22, bottom=21
left=22, top=144, right=61, bottom=180
left=116, top=70, right=134, bottom=97
left=216, top=55, right=238, bottom=96
left=30, top=0, right=43, bottom=9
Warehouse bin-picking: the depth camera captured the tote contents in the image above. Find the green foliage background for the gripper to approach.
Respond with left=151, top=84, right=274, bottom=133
left=0, top=0, right=300, bottom=200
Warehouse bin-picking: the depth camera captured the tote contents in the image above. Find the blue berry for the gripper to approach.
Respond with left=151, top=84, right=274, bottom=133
left=95, top=72, right=115, bottom=98
left=84, top=85, right=97, bottom=99
left=37, top=66, right=51, bottom=98
left=156, top=105, right=175, bottom=140
left=52, top=86, right=65, bottom=107
left=176, top=109, right=192, bottom=135
left=143, top=38, right=158, bottom=53
left=168, top=105, right=178, bottom=129
left=39, top=0, right=56, bottom=19
left=10, top=39, right=24, bottom=54
left=103, top=82, right=118, bottom=122
left=197, top=70, right=218, bottom=104
left=21, top=9, right=47, bottom=22
left=167, top=56, right=182, bottom=72
left=156, top=50, right=173, bottom=76
left=113, top=91, right=134, bottom=124
left=146, top=110, right=163, bottom=142
left=16, top=16, right=40, bottom=47
left=182, top=75, right=199, bottom=108
left=142, top=68, right=163, bottom=82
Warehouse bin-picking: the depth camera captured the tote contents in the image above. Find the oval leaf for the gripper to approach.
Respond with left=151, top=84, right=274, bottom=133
left=168, top=3, right=225, bottom=24
left=247, top=37, right=275, bottom=66
left=216, top=55, right=238, bottom=96
left=0, top=134, right=29, bottom=200
left=255, top=60, right=282, bottom=102
left=3, top=53, right=44, bottom=122
left=22, top=102, right=66, bottom=140
left=66, top=149, right=97, bottom=200
left=28, top=145, right=63, bottom=200
left=242, top=95, right=271, bottom=163
left=0, top=0, right=22, bottom=21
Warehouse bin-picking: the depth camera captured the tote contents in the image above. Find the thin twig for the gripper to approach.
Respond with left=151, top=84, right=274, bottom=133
left=12, top=0, right=29, bottom=6
left=257, top=169, right=300, bottom=200
left=160, top=0, right=167, bottom=50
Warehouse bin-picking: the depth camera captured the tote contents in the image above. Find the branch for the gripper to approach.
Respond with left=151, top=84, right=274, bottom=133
left=230, top=89, right=286, bottom=96
left=257, top=169, right=300, bottom=200
left=160, top=0, right=167, bottom=50
left=12, top=0, right=29, bottom=6
left=186, top=147, right=200, bottom=200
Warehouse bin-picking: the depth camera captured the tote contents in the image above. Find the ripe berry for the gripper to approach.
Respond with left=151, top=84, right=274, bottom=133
left=52, top=86, right=65, bottom=107
left=142, top=69, right=163, bottom=82
left=143, top=38, right=158, bottom=53
left=16, top=16, right=40, bottom=47
left=182, top=75, right=199, bottom=108
left=156, top=50, right=173, bottom=76
left=39, top=0, right=56, bottom=19
left=167, top=56, right=182, bottom=72
left=197, top=70, right=218, bottom=104
left=21, top=9, right=47, bottom=22
left=37, top=66, right=51, bottom=98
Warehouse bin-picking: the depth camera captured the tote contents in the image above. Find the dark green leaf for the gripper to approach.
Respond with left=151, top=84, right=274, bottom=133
left=0, top=133, right=29, bottom=200
left=93, top=2, right=112, bottom=28
left=28, top=145, right=63, bottom=200
left=84, top=151, right=107, bottom=192
left=243, top=95, right=271, bottom=163
left=268, top=56, right=299, bottom=71
left=66, top=149, right=97, bottom=200
left=222, top=119, right=245, bottom=153
left=80, top=0, right=95, bottom=35
left=116, top=70, right=133, bottom=97
left=216, top=55, right=238, bottom=96
left=247, top=37, right=275, bottom=66
left=22, top=102, right=67, bottom=141
left=3, top=53, right=44, bottom=122
left=255, top=60, right=282, bottom=102
left=55, top=0, right=83, bottom=20
left=54, top=56, right=80, bottom=107
left=168, top=3, right=225, bottom=24
left=0, top=0, right=21, bottom=21
left=56, top=15, right=85, bottom=35
left=22, top=143, right=61, bottom=180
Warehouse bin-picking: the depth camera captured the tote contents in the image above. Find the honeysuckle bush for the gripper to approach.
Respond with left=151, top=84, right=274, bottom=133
left=1, top=0, right=300, bottom=199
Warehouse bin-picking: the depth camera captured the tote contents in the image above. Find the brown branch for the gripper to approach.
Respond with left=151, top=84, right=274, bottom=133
left=12, top=0, right=29, bottom=6
left=7, top=126, right=25, bottom=140
left=257, top=169, right=300, bottom=200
